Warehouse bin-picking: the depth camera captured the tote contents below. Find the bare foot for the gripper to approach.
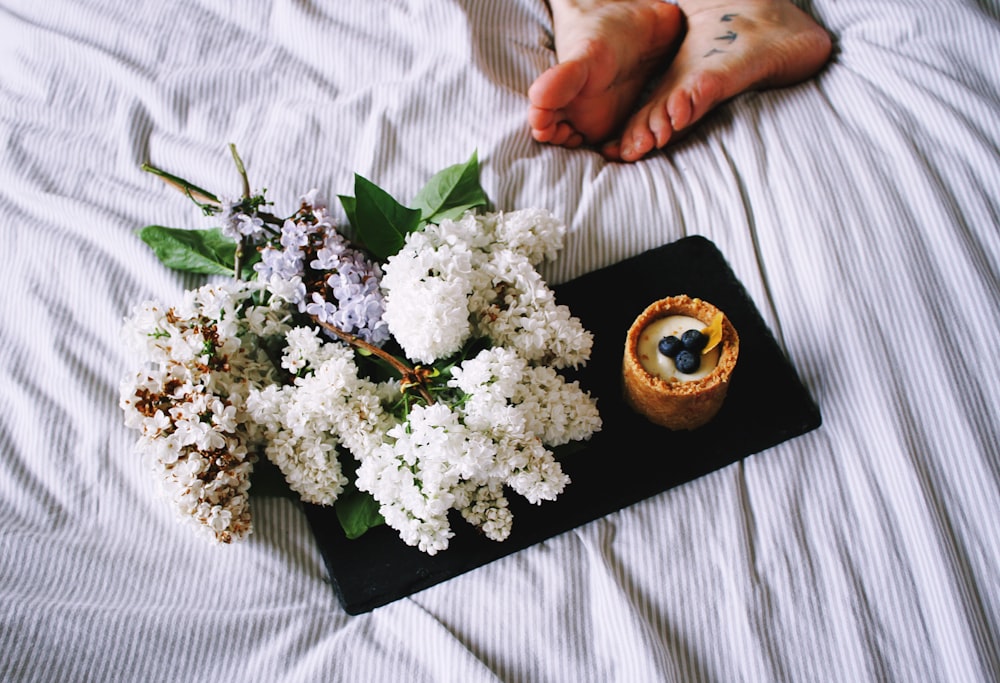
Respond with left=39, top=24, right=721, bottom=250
left=528, top=0, right=684, bottom=148
left=602, top=0, right=833, bottom=161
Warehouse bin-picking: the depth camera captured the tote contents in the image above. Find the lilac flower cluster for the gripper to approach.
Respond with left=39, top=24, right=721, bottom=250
left=125, top=162, right=604, bottom=555
left=119, top=281, right=284, bottom=542
left=252, top=191, right=390, bottom=345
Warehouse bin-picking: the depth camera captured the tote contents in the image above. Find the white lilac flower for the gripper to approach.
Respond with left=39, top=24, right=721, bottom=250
left=474, top=250, right=593, bottom=369
left=501, top=438, right=568, bottom=504
left=381, top=274, right=472, bottom=363
left=380, top=218, right=487, bottom=362
left=380, top=225, right=482, bottom=361
left=449, top=346, right=596, bottom=497
left=381, top=209, right=590, bottom=367
left=280, top=325, right=323, bottom=374
left=432, top=211, right=494, bottom=251
left=455, top=347, right=600, bottom=447
left=243, top=296, right=295, bottom=339
left=452, top=349, right=523, bottom=396
left=262, top=273, right=306, bottom=307
left=120, top=371, right=256, bottom=543
left=246, top=330, right=392, bottom=504
left=119, top=281, right=281, bottom=543
left=120, top=302, right=171, bottom=362
left=514, top=365, right=602, bottom=446
left=355, top=402, right=497, bottom=555
left=378, top=500, right=454, bottom=556
left=456, top=480, right=513, bottom=542
left=492, top=208, right=566, bottom=265
left=353, top=343, right=600, bottom=553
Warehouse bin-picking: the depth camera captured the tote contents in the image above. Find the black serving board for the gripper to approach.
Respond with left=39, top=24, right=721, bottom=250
left=303, top=236, right=821, bottom=614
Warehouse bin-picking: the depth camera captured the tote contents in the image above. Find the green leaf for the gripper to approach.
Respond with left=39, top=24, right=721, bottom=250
left=335, top=487, right=384, bottom=539
left=411, top=151, right=488, bottom=224
left=353, top=174, right=421, bottom=261
left=138, top=225, right=237, bottom=275
left=338, top=194, right=357, bottom=230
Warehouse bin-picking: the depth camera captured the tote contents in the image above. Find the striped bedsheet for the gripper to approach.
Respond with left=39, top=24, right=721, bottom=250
left=1, top=0, right=998, bottom=680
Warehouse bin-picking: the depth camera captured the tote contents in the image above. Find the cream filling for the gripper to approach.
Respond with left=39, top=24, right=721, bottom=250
left=637, top=315, right=721, bottom=382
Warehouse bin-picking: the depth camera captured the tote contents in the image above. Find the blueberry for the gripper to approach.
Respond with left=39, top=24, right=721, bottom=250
left=674, top=349, right=700, bottom=374
left=658, top=335, right=683, bottom=358
left=681, top=329, right=708, bottom=352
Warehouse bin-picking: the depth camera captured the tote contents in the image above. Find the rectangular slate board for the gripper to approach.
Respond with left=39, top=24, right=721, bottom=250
left=304, top=235, right=822, bottom=614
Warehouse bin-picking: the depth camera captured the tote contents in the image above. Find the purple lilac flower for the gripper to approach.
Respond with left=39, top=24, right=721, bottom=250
left=310, top=231, right=350, bottom=271
left=304, top=292, right=338, bottom=323
left=326, top=272, right=389, bottom=344
left=219, top=195, right=269, bottom=242
left=218, top=197, right=245, bottom=241
left=255, top=207, right=389, bottom=345
left=320, top=255, right=390, bottom=344
left=280, top=219, right=311, bottom=250
left=255, top=244, right=304, bottom=281
left=235, top=213, right=266, bottom=240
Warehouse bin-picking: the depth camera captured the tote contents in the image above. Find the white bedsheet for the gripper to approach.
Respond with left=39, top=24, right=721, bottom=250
left=2, top=0, right=999, bottom=680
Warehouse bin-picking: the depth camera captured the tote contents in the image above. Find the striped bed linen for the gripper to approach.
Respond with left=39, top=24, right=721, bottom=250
left=1, top=0, right=998, bottom=680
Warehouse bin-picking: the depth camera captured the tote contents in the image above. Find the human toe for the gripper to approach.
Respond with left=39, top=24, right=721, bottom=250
left=618, top=128, right=655, bottom=162
left=615, top=108, right=658, bottom=161
left=648, top=101, right=675, bottom=148
left=531, top=121, right=555, bottom=143
left=547, top=121, right=581, bottom=147
left=528, top=105, right=558, bottom=132
left=600, top=139, right=623, bottom=161
left=528, top=60, right=590, bottom=110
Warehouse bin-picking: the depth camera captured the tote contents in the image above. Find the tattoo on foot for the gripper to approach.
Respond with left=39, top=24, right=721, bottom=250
left=706, top=15, right=740, bottom=57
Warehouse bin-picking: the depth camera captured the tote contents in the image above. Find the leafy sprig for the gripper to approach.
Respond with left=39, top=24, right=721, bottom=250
left=140, top=149, right=486, bottom=275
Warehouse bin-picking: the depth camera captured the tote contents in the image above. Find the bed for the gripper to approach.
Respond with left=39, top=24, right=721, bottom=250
left=2, top=0, right=999, bottom=680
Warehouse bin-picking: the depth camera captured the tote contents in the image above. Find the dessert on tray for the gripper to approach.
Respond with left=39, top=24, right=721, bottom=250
left=622, top=295, right=739, bottom=430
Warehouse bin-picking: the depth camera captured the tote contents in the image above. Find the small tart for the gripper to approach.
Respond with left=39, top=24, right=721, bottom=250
left=622, top=295, right=739, bottom=430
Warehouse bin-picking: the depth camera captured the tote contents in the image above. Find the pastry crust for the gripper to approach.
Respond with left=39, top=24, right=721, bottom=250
left=622, top=296, right=739, bottom=430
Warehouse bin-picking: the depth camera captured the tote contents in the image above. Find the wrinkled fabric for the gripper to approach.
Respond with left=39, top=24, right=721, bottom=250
left=1, top=0, right=999, bottom=680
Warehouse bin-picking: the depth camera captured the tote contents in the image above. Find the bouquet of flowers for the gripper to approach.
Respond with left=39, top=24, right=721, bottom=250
left=119, top=146, right=601, bottom=555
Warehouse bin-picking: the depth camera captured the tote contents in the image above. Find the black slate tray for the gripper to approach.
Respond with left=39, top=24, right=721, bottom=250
left=303, top=235, right=821, bottom=614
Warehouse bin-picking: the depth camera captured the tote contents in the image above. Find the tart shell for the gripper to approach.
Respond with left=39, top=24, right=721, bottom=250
left=622, top=295, right=739, bottom=430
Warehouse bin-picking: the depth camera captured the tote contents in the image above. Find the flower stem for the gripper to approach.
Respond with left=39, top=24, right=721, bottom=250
left=229, top=144, right=251, bottom=280
left=229, top=143, right=251, bottom=199
left=141, top=163, right=220, bottom=207
left=315, top=320, right=435, bottom=405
